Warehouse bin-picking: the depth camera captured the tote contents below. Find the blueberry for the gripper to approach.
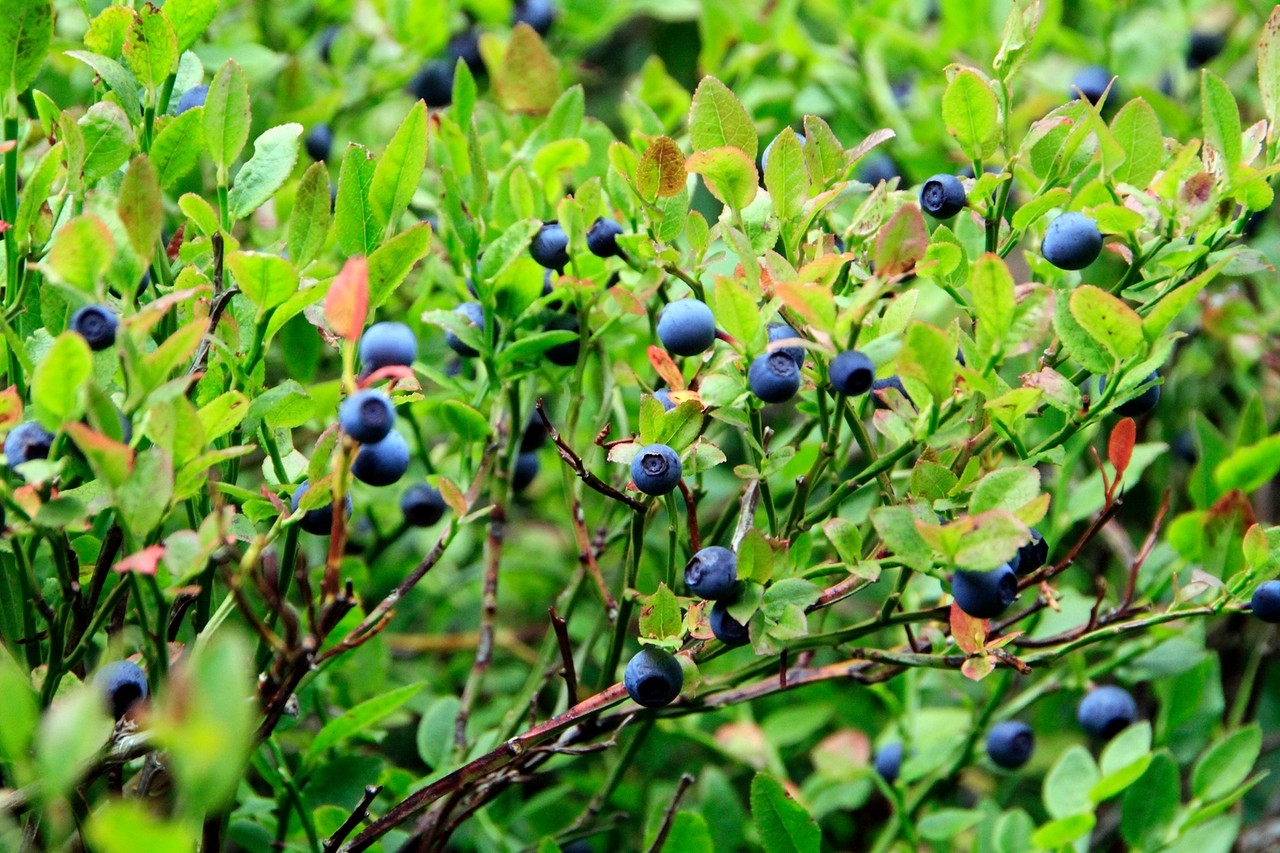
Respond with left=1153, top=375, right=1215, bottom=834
left=1172, top=429, right=1197, bottom=464
left=586, top=217, right=625, bottom=258
left=951, top=564, right=1017, bottom=619
left=986, top=720, right=1034, bottom=769
left=1250, top=580, right=1280, bottom=622
left=447, top=29, right=485, bottom=75
left=513, top=0, right=555, bottom=35
left=766, top=322, right=804, bottom=367
left=1077, top=685, right=1138, bottom=740
left=749, top=351, right=802, bottom=404
left=1070, top=66, right=1114, bottom=105
left=5, top=422, right=55, bottom=466
left=631, top=443, right=681, bottom=496
left=93, top=660, right=148, bottom=720
left=351, top=430, right=411, bottom=486
left=684, top=546, right=738, bottom=600
left=1009, top=528, right=1048, bottom=576
left=359, top=322, right=418, bottom=371
left=874, top=741, right=903, bottom=783
left=305, top=123, right=334, bottom=162
left=446, top=302, right=485, bottom=358
left=761, top=128, right=804, bottom=174
left=920, top=174, right=967, bottom=219
left=544, top=314, right=580, bottom=366
left=409, top=59, right=454, bottom=108
left=828, top=350, right=875, bottom=396
left=1188, top=31, right=1225, bottom=69
left=317, top=25, right=340, bottom=64
left=657, top=299, right=716, bottom=357
left=70, top=305, right=119, bottom=351
left=401, top=483, right=446, bottom=527
left=652, top=389, right=676, bottom=411
left=513, top=451, right=539, bottom=492
left=339, top=389, right=396, bottom=444
left=530, top=221, right=570, bottom=273
left=521, top=413, right=548, bottom=452
left=623, top=646, right=683, bottom=708
left=709, top=600, right=750, bottom=646
left=858, top=152, right=899, bottom=187
left=175, top=84, right=208, bottom=115
left=291, top=479, right=352, bottom=536
left=1042, top=212, right=1103, bottom=270
left=871, top=375, right=913, bottom=410
left=1100, top=371, right=1161, bottom=418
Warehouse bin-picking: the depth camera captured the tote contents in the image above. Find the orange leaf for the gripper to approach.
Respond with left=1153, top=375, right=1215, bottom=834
left=648, top=345, right=684, bottom=391
left=0, top=385, right=22, bottom=431
left=325, top=256, right=370, bottom=340
left=961, top=654, right=996, bottom=681
left=950, top=601, right=988, bottom=655
left=1108, top=416, right=1136, bottom=479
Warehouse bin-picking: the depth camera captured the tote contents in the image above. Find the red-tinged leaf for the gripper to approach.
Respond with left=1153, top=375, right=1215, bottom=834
left=325, top=256, right=369, bottom=340
left=0, top=385, right=22, bottom=430
left=648, top=345, right=685, bottom=391
left=63, top=422, right=134, bottom=488
left=962, top=654, right=997, bottom=681
left=114, top=544, right=166, bottom=575
left=1109, top=417, right=1136, bottom=479
left=950, top=602, right=988, bottom=654
left=873, top=203, right=928, bottom=277
left=438, top=477, right=467, bottom=517
left=260, top=483, right=287, bottom=514
left=359, top=365, right=417, bottom=388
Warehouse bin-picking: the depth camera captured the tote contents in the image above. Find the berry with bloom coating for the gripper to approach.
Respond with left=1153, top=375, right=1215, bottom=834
left=709, top=601, right=750, bottom=646
left=623, top=646, right=683, bottom=708
left=829, top=350, right=876, bottom=396
left=359, top=322, right=417, bottom=371
left=352, top=430, right=411, bottom=486
left=70, top=305, right=119, bottom=351
left=4, top=422, right=54, bottom=465
left=920, top=174, right=967, bottom=219
left=657, top=299, right=716, bottom=356
left=767, top=322, right=804, bottom=367
left=94, top=661, right=149, bottom=720
left=631, top=443, right=681, bottom=495
left=986, top=721, right=1035, bottom=769
left=1250, top=580, right=1280, bottom=622
left=409, top=60, right=454, bottom=108
left=446, top=302, right=485, bottom=358
left=530, top=221, right=570, bottom=272
left=684, top=546, right=738, bottom=600
left=513, top=0, right=555, bottom=35
left=586, top=217, right=625, bottom=258
left=952, top=564, right=1017, bottom=619
left=1071, top=66, right=1113, bottom=104
left=291, top=480, right=352, bottom=536
left=401, top=484, right=446, bottom=527
left=749, top=351, right=801, bottom=404
left=1078, top=685, right=1138, bottom=740
left=175, top=84, right=208, bottom=115
left=339, top=389, right=396, bottom=444
left=874, top=742, right=903, bottom=783
left=1042, top=212, right=1103, bottom=270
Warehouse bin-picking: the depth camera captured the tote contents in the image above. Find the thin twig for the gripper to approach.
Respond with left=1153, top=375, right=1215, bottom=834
left=677, top=480, right=701, bottom=551
left=536, top=400, right=645, bottom=511
left=644, top=773, right=695, bottom=853
left=186, top=232, right=236, bottom=380
left=568, top=493, right=618, bottom=617
left=323, top=786, right=383, bottom=853
left=549, top=606, right=578, bottom=704
left=1118, top=491, right=1170, bottom=613
left=455, top=500, right=505, bottom=752
left=730, top=479, right=760, bottom=552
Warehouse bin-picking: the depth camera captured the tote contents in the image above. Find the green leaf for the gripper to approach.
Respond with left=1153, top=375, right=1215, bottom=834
left=1053, top=294, right=1112, bottom=374
left=1091, top=722, right=1153, bottom=801
left=122, top=3, right=177, bottom=93
left=117, top=155, right=162, bottom=260
left=952, top=511, right=1028, bottom=570
left=288, top=162, right=333, bottom=270
left=1109, top=99, right=1162, bottom=187
left=874, top=203, right=928, bottom=278
left=750, top=772, right=821, bottom=853
left=639, top=582, right=682, bottom=641
left=900, top=321, right=955, bottom=408
left=48, top=214, right=115, bottom=293
left=496, top=26, right=561, bottom=113
left=1121, top=750, right=1180, bottom=848
left=1043, top=745, right=1099, bottom=819
left=368, top=222, right=432, bottom=308
left=228, top=123, right=302, bottom=220
left=478, top=218, right=543, bottom=289
left=969, top=254, right=1016, bottom=362
left=305, top=681, right=426, bottom=765
left=762, top=578, right=821, bottom=620
left=151, top=108, right=205, bottom=188
left=32, top=332, right=93, bottom=430
left=335, top=143, right=379, bottom=256
left=85, top=7, right=132, bottom=57
left=0, top=646, right=37, bottom=769
left=738, top=528, right=775, bottom=584
left=764, top=129, right=810, bottom=223
left=0, top=0, right=52, bottom=97
left=823, top=518, right=862, bottom=569
left=416, top=695, right=460, bottom=769
left=660, top=812, right=713, bottom=853
left=85, top=801, right=195, bottom=853
left=163, top=0, right=219, bottom=54
left=917, top=809, right=982, bottom=843
left=1191, top=724, right=1261, bottom=802
left=1030, top=814, right=1095, bottom=848
left=370, top=100, right=428, bottom=230
left=437, top=400, right=490, bottom=443
left=1141, top=256, right=1231, bottom=344
left=969, top=467, right=1040, bottom=516
left=688, top=76, right=757, bottom=160
left=1010, top=187, right=1070, bottom=231
left=114, top=447, right=173, bottom=538
left=1201, top=69, right=1241, bottom=168
left=686, top=146, right=758, bottom=211
left=36, top=683, right=113, bottom=800
left=226, top=251, right=298, bottom=313
left=942, top=67, right=1000, bottom=160
left=65, top=51, right=142, bottom=125
left=1069, top=284, right=1143, bottom=363
left=710, top=275, right=762, bottom=351
left=15, top=141, right=60, bottom=244
left=1259, top=7, right=1280, bottom=133
left=1214, top=433, right=1280, bottom=494
left=204, top=59, right=251, bottom=171
left=79, top=102, right=137, bottom=185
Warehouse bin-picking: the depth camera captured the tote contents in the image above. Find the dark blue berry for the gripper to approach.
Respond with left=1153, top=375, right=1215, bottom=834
left=339, top=389, right=396, bottom=444
left=767, top=322, right=804, bottom=366
left=447, top=29, right=485, bottom=75
left=317, top=25, right=340, bottom=64
left=986, top=720, right=1035, bottom=769
left=513, top=0, right=555, bottom=35
left=446, top=302, right=485, bottom=358
left=1009, top=528, right=1048, bottom=576
left=530, top=221, right=570, bottom=273
left=631, top=443, right=681, bottom=496
left=1100, top=371, right=1161, bottom=418
left=401, top=483, right=446, bottom=527
left=70, top=305, right=118, bottom=351
left=291, top=479, right=352, bottom=536
left=871, top=375, right=913, bottom=410
left=175, top=84, right=208, bottom=115
left=684, top=546, right=738, bottom=600
left=359, top=322, right=417, bottom=371
left=586, top=217, right=625, bottom=258
left=305, top=123, right=334, bottom=162
left=1071, top=66, right=1113, bottom=104
left=829, top=350, right=875, bottom=396
left=1042, top=212, right=1103, bottom=270
left=623, top=646, right=683, bottom=707
left=1250, top=580, right=1280, bottom=622
left=874, top=742, right=903, bottom=783
left=657, top=299, right=716, bottom=357
left=1077, top=685, right=1138, bottom=740
left=709, top=600, right=750, bottom=646
left=858, top=153, right=898, bottom=187
left=749, top=351, right=801, bottom=404
left=521, top=414, right=548, bottom=452
left=5, top=422, right=55, bottom=466
left=409, top=60, right=454, bottom=108
left=351, top=430, right=411, bottom=486
left=1187, top=31, right=1225, bottom=68
left=513, top=451, right=539, bottom=492
left=920, top=174, right=967, bottom=219
left=93, top=660, right=148, bottom=720
left=951, top=564, right=1017, bottom=619
left=544, top=315, right=580, bottom=366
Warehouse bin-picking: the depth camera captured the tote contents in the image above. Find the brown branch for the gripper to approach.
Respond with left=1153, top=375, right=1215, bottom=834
left=644, top=773, right=695, bottom=853
left=455, top=501, right=505, bottom=752
left=186, top=232, right=237, bottom=380
left=677, top=480, right=701, bottom=552
left=536, top=399, right=645, bottom=511
left=549, top=606, right=578, bottom=704
left=568, top=494, right=618, bottom=617
left=324, top=785, right=383, bottom=853
left=1118, top=491, right=1170, bottom=613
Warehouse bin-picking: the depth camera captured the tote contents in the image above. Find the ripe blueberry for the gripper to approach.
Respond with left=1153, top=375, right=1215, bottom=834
left=761, top=128, right=804, bottom=174
left=446, top=302, right=486, bottom=358
left=521, top=413, right=548, bottom=452
left=401, top=483, right=446, bottom=527
left=652, top=389, right=676, bottom=411
left=986, top=720, right=1034, bottom=769
left=409, top=59, right=454, bottom=108
left=513, top=0, right=555, bottom=35
left=1070, top=66, right=1114, bottom=104
left=70, top=305, right=119, bottom=351
left=709, top=600, right=750, bottom=646
left=94, top=660, right=149, bottom=720
left=359, top=322, right=418, bottom=371
left=447, top=29, right=485, bottom=75
left=858, top=152, right=898, bottom=187
left=513, top=451, right=540, bottom=492
left=1042, top=212, right=1103, bottom=270
left=339, top=389, right=396, bottom=444
left=623, top=646, right=683, bottom=708
left=530, top=221, right=570, bottom=273
left=749, top=351, right=802, bottom=404
left=684, top=546, right=738, bottom=600
left=305, top=123, right=334, bottom=162
left=544, top=315, right=580, bottom=366
left=767, top=322, right=804, bottom=366
left=874, top=741, right=903, bottom=783
left=1101, top=371, right=1161, bottom=418
left=828, top=350, right=875, bottom=396
left=657, top=299, right=716, bottom=357
left=586, top=217, right=625, bottom=258
left=871, top=375, right=913, bottom=410
left=631, top=443, right=681, bottom=496
left=317, top=25, right=340, bottom=64
left=951, top=564, right=1017, bottom=619
left=175, top=84, right=208, bottom=115
left=920, top=174, right=967, bottom=219
left=1187, top=31, right=1225, bottom=68
left=1077, top=685, right=1138, bottom=740
left=5, top=422, right=55, bottom=466
left=1009, top=527, right=1048, bottom=575
left=352, top=430, right=411, bottom=486
left=1250, top=580, right=1280, bottom=622
left=291, top=480, right=352, bottom=536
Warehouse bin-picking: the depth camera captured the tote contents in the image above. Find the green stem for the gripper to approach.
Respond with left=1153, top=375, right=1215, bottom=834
left=602, top=508, right=646, bottom=687
left=748, top=406, right=778, bottom=535
left=663, top=491, right=680, bottom=590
